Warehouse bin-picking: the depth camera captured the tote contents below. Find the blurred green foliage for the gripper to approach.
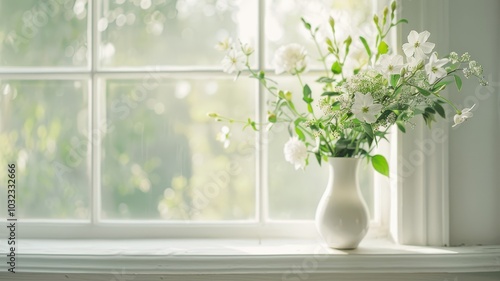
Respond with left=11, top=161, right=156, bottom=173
left=0, top=0, right=374, bottom=221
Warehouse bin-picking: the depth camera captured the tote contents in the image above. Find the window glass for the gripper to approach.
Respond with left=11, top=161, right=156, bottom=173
left=101, top=77, right=256, bottom=220
left=265, top=0, right=374, bottom=69
left=99, top=0, right=258, bottom=68
left=0, top=0, right=88, bottom=67
left=0, top=80, right=90, bottom=219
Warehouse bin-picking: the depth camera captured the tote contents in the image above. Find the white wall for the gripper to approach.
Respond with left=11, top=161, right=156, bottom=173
left=400, top=0, right=500, bottom=246
left=447, top=0, right=500, bottom=246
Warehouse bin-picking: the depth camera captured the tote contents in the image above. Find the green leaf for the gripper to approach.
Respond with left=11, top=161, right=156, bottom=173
left=396, top=121, right=406, bottom=133
left=361, top=123, right=374, bottom=138
left=378, top=41, right=389, bottom=55
left=302, top=84, right=313, bottom=103
left=331, top=61, right=342, bottom=74
left=247, top=118, right=258, bottom=131
left=425, top=107, right=436, bottom=114
left=359, top=36, right=372, bottom=58
left=415, top=86, right=432, bottom=96
left=321, top=91, right=341, bottom=97
left=315, top=152, right=322, bottom=166
left=434, top=102, right=446, bottom=118
left=454, top=74, right=463, bottom=91
left=432, top=80, right=453, bottom=91
left=372, top=154, right=390, bottom=177
left=390, top=74, right=400, bottom=87
left=422, top=112, right=436, bottom=128
left=326, top=38, right=333, bottom=48
left=394, top=18, right=408, bottom=25
left=307, top=104, right=313, bottom=113
left=316, top=76, right=336, bottom=83
left=295, top=126, right=305, bottom=141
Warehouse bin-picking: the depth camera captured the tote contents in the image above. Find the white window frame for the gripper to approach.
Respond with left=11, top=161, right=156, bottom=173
left=0, top=0, right=393, bottom=240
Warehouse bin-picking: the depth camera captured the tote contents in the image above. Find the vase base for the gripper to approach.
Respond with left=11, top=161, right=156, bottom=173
left=329, top=246, right=357, bottom=250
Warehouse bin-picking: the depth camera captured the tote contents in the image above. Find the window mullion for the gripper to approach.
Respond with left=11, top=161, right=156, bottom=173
left=90, top=0, right=100, bottom=224
left=256, top=0, right=268, bottom=224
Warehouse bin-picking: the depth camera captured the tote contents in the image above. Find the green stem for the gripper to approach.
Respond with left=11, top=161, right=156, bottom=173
left=310, top=31, right=330, bottom=77
left=436, top=94, right=460, bottom=113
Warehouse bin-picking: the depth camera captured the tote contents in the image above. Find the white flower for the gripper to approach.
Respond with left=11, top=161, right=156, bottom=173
left=351, top=92, right=383, bottom=124
left=375, top=54, right=404, bottom=77
left=402, top=30, right=435, bottom=59
left=405, top=56, right=422, bottom=72
left=425, top=52, right=449, bottom=84
left=273, top=43, right=308, bottom=75
left=452, top=104, right=475, bottom=127
left=241, top=43, right=254, bottom=56
left=221, top=49, right=246, bottom=74
left=215, top=37, right=233, bottom=51
left=216, top=126, right=231, bottom=148
left=283, top=136, right=308, bottom=170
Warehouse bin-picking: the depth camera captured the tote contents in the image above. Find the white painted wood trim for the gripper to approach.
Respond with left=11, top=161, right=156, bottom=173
left=393, top=0, right=450, bottom=247
left=2, top=239, right=499, bottom=275
left=0, top=221, right=388, bottom=239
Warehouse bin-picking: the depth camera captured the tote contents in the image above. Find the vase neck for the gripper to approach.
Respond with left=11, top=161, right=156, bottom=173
left=327, top=158, right=361, bottom=190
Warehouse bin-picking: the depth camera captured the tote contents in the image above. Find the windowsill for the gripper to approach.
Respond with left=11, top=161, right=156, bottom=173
left=3, top=238, right=500, bottom=276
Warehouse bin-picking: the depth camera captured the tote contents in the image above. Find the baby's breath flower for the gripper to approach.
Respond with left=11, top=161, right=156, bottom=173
left=319, top=98, right=333, bottom=114
left=313, top=131, right=322, bottom=138
left=460, top=52, right=471, bottom=62
left=463, top=68, right=472, bottom=78
left=479, top=78, right=488, bottom=86
left=387, top=112, right=397, bottom=124
left=449, top=52, right=459, bottom=63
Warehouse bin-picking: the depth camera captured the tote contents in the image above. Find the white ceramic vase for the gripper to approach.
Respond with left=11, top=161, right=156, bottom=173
left=315, top=157, right=369, bottom=249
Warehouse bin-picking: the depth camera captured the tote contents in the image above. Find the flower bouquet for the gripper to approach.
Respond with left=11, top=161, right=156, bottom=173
left=210, top=1, right=487, bottom=176
left=209, top=1, right=488, bottom=249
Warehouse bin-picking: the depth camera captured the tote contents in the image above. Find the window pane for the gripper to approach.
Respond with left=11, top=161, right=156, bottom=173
left=101, top=77, right=256, bottom=220
left=267, top=76, right=374, bottom=220
left=265, top=0, right=374, bottom=69
left=99, top=0, right=257, bottom=67
left=0, top=0, right=88, bottom=67
left=0, top=80, right=90, bottom=219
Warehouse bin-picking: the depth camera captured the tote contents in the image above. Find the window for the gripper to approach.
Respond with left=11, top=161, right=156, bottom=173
left=0, top=0, right=387, bottom=239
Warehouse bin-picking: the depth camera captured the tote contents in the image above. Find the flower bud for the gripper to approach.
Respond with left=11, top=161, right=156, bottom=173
left=400, top=67, right=406, bottom=77
left=284, top=91, right=292, bottom=101
left=373, top=15, right=379, bottom=25
left=345, top=36, right=352, bottom=46
left=329, top=17, right=335, bottom=30
left=391, top=1, right=397, bottom=11
left=207, top=112, right=219, bottom=118
left=268, top=113, right=277, bottom=123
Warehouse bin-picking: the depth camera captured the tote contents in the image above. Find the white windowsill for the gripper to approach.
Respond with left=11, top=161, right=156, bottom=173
left=2, top=238, right=500, bottom=277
